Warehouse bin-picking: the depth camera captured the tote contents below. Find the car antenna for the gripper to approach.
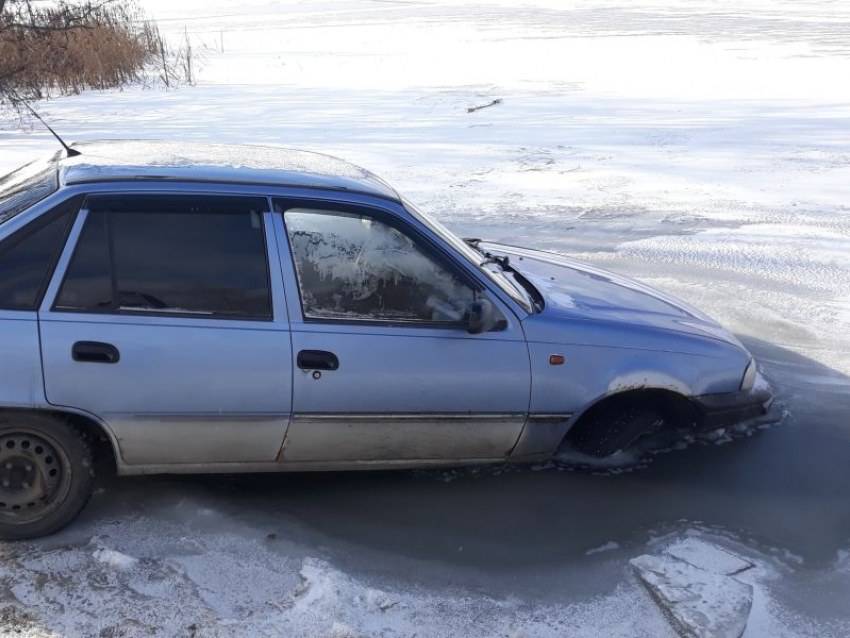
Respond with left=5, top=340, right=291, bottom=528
left=3, top=85, right=81, bottom=157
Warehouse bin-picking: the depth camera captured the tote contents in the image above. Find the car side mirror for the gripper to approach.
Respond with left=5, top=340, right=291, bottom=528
left=467, top=298, right=507, bottom=334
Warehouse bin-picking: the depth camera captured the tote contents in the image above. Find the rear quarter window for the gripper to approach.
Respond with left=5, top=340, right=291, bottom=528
left=0, top=196, right=81, bottom=311
left=0, top=158, right=60, bottom=225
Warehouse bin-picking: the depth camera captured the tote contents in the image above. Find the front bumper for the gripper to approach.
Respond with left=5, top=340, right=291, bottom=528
left=692, top=385, right=773, bottom=430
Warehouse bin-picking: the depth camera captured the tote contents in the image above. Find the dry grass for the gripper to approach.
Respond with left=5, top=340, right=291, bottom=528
left=0, top=1, right=163, bottom=102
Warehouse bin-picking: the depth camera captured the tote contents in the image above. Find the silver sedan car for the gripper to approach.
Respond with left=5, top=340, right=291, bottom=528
left=0, top=141, right=771, bottom=539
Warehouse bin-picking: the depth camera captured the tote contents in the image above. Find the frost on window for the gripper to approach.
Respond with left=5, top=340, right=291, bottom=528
left=285, top=209, right=474, bottom=322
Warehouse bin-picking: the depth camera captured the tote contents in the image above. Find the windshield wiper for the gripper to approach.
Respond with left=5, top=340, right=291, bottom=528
left=464, top=238, right=511, bottom=268
left=463, top=237, right=539, bottom=312
left=479, top=253, right=510, bottom=269
left=464, top=238, right=508, bottom=267
left=463, top=237, right=485, bottom=253
left=509, top=269, right=545, bottom=313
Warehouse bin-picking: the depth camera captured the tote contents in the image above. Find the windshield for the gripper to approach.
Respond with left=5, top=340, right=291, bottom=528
left=0, top=156, right=60, bottom=225
left=402, top=199, right=533, bottom=313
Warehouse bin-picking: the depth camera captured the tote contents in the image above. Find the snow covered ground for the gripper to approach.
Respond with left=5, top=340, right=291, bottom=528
left=1, top=0, right=849, bottom=636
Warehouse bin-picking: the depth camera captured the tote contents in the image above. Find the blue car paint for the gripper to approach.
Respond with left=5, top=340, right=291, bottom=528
left=0, top=142, right=771, bottom=476
left=480, top=242, right=753, bottom=417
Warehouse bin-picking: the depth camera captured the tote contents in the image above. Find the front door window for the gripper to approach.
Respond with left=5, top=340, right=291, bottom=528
left=283, top=208, right=475, bottom=323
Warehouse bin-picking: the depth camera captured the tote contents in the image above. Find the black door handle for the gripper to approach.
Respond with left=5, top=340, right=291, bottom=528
left=297, top=350, right=339, bottom=371
left=72, top=341, right=120, bottom=364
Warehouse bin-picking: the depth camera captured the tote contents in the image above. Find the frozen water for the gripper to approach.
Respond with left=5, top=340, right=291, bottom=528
left=631, top=553, right=753, bottom=638
left=91, top=548, right=139, bottom=571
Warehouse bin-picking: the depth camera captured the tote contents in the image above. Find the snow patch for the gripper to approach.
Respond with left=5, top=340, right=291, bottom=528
left=662, top=538, right=754, bottom=576
left=630, top=553, right=752, bottom=638
left=586, top=541, right=620, bottom=556
left=92, top=548, right=139, bottom=571
left=0, top=523, right=678, bottom=637
left=836, top=549, right=850, bottom=572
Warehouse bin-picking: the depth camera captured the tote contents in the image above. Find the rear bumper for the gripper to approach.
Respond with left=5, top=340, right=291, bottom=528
left=693, top=386, right=773, bottom=430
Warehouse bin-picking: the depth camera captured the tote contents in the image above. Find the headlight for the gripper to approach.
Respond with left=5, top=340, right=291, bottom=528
left=740, top=359, right=757, bottom=391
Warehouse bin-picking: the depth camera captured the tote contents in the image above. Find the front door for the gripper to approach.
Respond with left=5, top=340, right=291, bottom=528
left=274, top=203, right=531, bottom=463
left=39, top=194, right=292, bottom=466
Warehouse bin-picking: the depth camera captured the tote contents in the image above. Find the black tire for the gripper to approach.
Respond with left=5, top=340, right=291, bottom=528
left=568, top=403, right=667, bottom=458
left=0, top=413, right=93, bottom=541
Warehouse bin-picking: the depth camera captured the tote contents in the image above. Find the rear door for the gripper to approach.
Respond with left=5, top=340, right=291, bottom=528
left=39, top=193, right=292, bottom=466
left=0, top=195, right=81, bottom=409
left=274, top=201, right=532, bottom=463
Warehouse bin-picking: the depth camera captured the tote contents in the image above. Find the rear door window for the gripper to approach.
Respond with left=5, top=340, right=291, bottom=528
left=0, top=196, right=80, bottom=310
left=55, top=195, right=273, bottom=319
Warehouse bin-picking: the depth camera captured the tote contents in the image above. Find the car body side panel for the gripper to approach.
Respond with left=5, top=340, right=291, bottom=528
left=1, top=178, right=762, bottom=475
left=3, top=182, right=532, bottom=472
left=282, top=413, right=527, bottom=462
left=270, top=207, right=533, bottom=462
left=37, top=206, right=294, bottom=466
left=284, top=323, right=529, bottom=411
left=525, top=337, right=744, bottom=415
left=0, top=311, right=45, bottom=408
left=115, top=456, right=508, bottom=476
left=39, top=318, right=293, bottom=464
left=0, top=190, right=87, bottom=411
left=515, top=314, right=751, bottom=456
left=280, top=324, right=531, bottom=461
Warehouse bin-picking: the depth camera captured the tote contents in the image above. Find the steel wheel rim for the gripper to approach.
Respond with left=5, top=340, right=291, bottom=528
left=0, top=430, right=69, bottom=525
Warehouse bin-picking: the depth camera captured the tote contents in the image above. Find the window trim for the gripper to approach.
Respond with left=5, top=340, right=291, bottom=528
left=401, top=198, right=535, bottom=314
left=51, top=195, right=276, bottom=322
left=275, top=199, right=484, bottom=328
left=0, top=195, right=82, bottom=312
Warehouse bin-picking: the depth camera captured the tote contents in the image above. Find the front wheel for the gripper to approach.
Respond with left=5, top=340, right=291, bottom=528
left=568, top=405, right=667, bottom=458
left=0, top=413, right=93, bottom=541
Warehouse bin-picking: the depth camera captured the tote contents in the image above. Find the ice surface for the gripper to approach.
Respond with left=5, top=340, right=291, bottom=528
left=0, top=514, right=678, bottom=638
left=663, top=538, right=754, bottom=577
left=91, top=548, right=139, bottom=571
left=631, top=553, right=753, bottom=638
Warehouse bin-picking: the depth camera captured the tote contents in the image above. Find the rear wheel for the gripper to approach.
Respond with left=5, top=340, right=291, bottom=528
left=0, top=413, right=93, bottom=541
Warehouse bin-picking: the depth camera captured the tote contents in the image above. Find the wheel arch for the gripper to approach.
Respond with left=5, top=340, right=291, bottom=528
left=561, top=387, right=700, bottom=451
left=0, top=406, right=119, bottom=472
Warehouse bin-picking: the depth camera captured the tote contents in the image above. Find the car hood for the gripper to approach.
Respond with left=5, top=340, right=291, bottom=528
left=482, top=242, right=746, bottom=349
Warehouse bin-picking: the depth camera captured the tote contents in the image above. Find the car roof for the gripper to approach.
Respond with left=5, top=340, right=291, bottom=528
left=56, top=140, right=399, bottom=201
